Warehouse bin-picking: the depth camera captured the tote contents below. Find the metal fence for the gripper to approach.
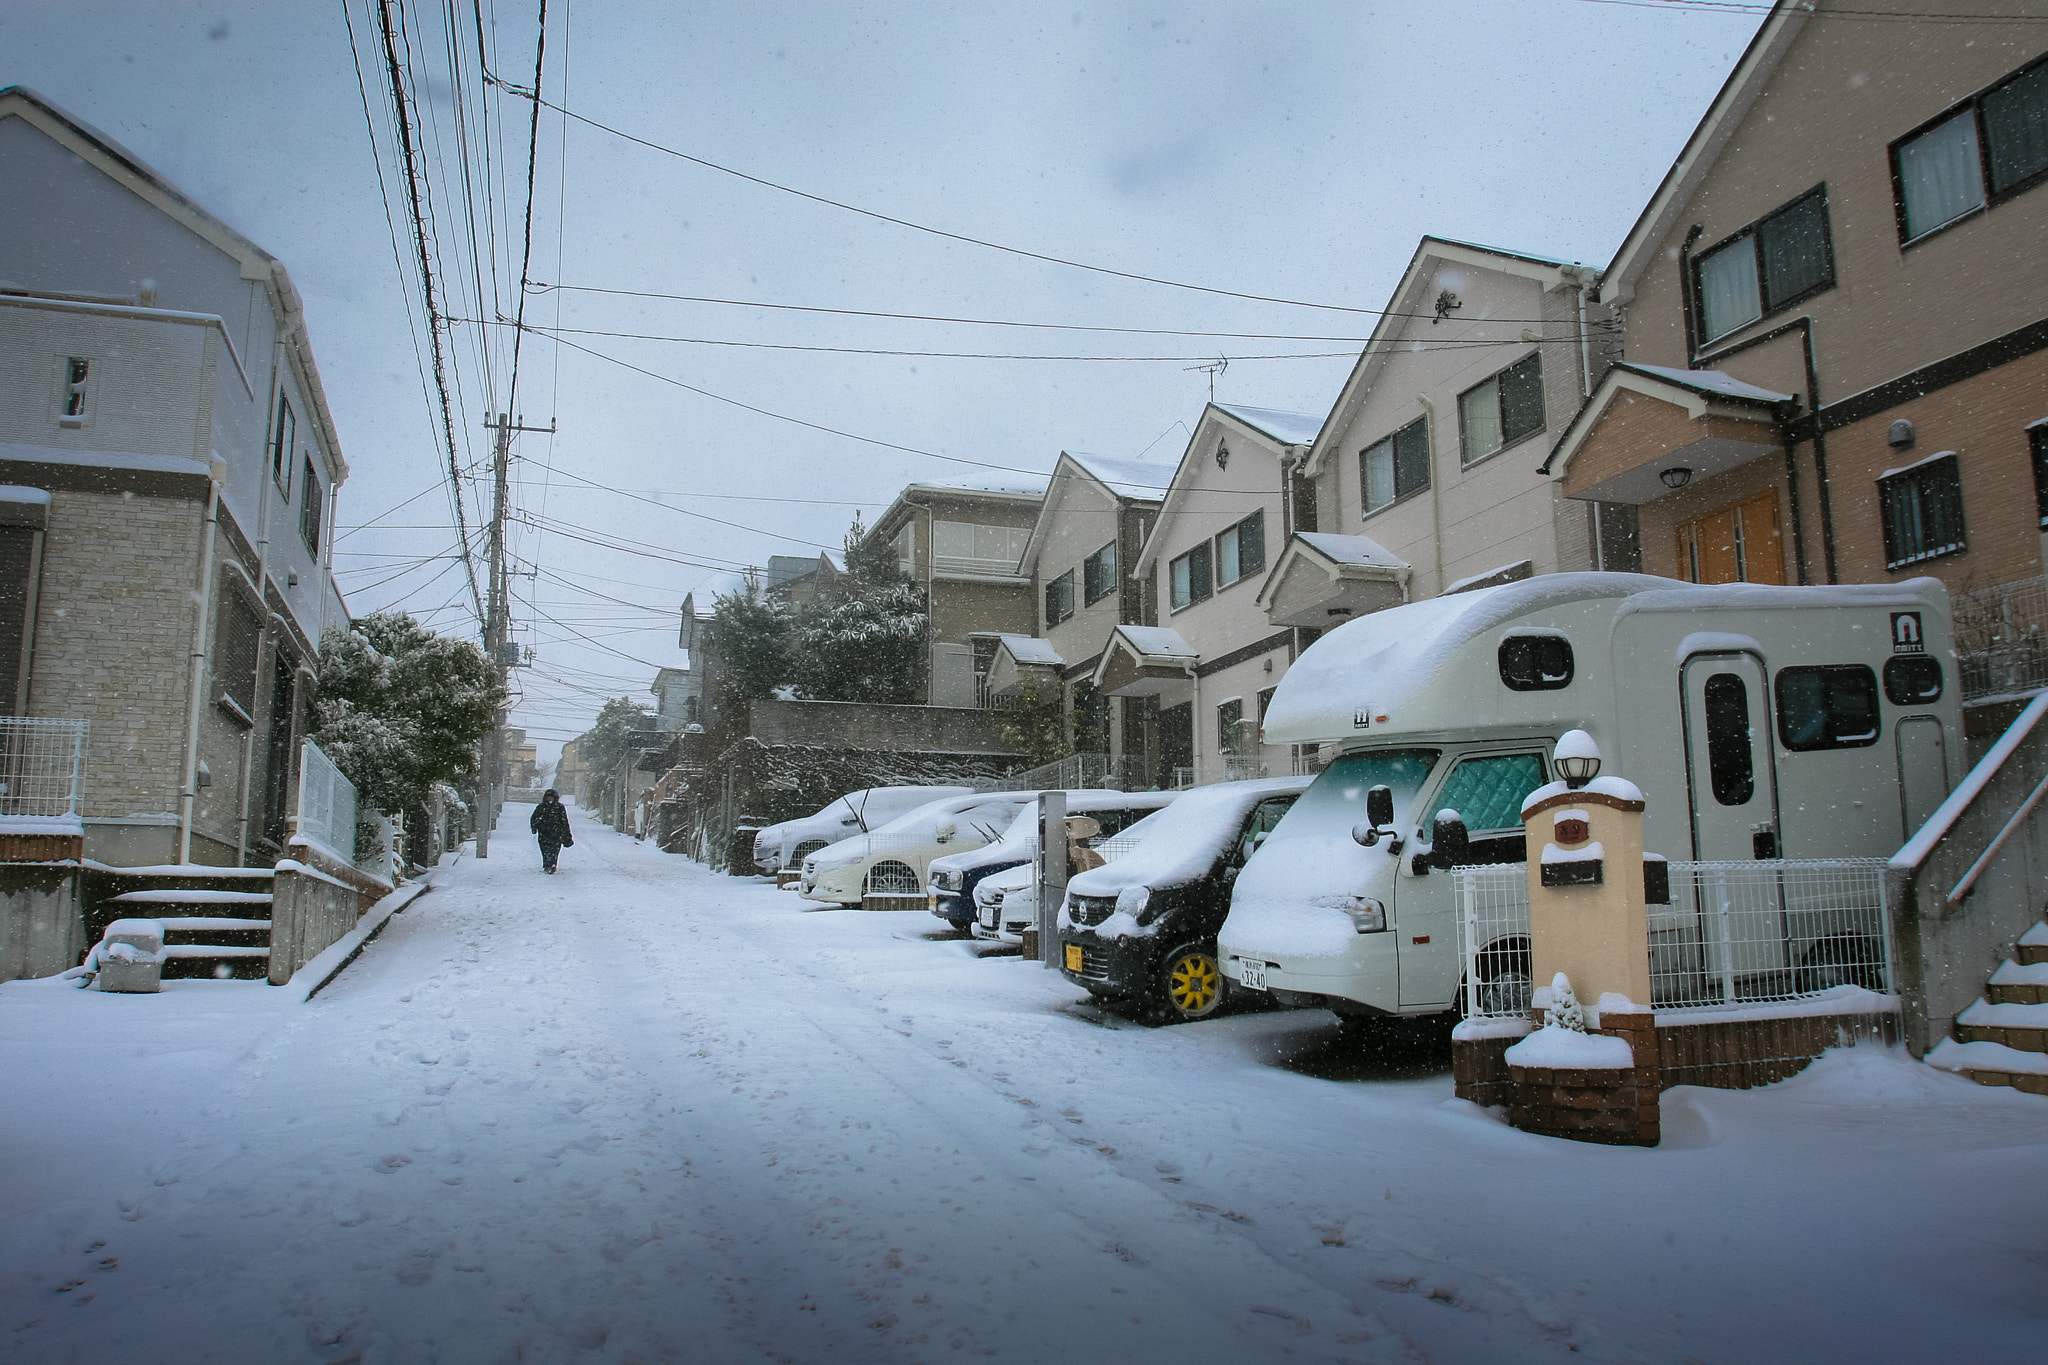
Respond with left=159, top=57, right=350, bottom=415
left=1454, top=857, right=1895, bottom=1020
left=295, top=739, right=359, bottom=863
left=0, top=716, right=88, bottom=819
left=971, top=753, right=1151, bottom=793
left=1954, top=573, right=2048, bottom=701
left=1170, top=757, right=1267, bottom=790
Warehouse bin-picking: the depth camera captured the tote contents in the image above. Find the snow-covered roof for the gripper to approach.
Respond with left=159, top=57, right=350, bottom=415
left=0, top=486, right=53, bottom=506
left=1621, top=364, right=1794, bottom=405
left=1061, top=451, right=1173, bottom=498
left=996, top=634, right=1063, bottom=666
left=910, top=473, right=1050, bottom=498
left=1114, top=626, right=1197, bottom=660
left=1213, top=403, right=1323, bottom=449
left=1294, top=531, right=1406, bottom=570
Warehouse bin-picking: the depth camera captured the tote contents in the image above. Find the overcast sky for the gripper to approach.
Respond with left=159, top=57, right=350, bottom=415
left=1, top=0, right=1766, bottom=756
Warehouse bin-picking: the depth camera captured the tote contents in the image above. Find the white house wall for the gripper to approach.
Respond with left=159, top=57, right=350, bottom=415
left=1316, top=261, right=1601, bottom=598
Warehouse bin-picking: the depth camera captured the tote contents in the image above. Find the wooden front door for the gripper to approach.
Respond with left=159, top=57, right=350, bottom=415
left=1675, top=489, right=1786, bottom=585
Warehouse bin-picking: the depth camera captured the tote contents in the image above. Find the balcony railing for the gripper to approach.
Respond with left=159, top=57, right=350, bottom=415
left=1954, top=574, right=2048, bottom=701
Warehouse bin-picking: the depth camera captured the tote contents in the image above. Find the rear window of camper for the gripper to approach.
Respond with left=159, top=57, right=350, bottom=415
left=1883, top=655, right=1943, bottom=705
left=1774, top=665, right=1881, bottom=750
left=1498, top=634, right=1574, bottom=691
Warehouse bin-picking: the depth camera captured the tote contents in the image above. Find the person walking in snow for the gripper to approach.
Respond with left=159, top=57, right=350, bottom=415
left=530, top=789, right=573, bottom=874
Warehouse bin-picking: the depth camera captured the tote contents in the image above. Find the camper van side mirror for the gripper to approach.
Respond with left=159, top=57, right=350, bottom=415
left=1429, top=812, right=1470, bottom=870
left=1352, top=786, right=1396, bottom=847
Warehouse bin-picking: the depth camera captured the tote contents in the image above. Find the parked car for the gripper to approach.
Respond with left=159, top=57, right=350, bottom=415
left=928, top=790, right=1178, bottom=930
left=1221, top=573, right=1962, bottom=1028
left=1058, top=777, right=1309, bottom=1022
left=752, top=785, right=971, bottom=874
left=799, top=791, right=1030, bottom=906
left=975, top=806, right=1174, bottom=944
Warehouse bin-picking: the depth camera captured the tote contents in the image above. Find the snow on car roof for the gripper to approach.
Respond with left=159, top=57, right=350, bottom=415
left=1067, top=776, right=1309, bottom=895
left=1262, top=571, right=1950, bottom=745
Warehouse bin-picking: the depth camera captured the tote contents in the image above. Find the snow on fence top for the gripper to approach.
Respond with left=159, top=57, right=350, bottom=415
left=294, top=739, right=357, bottom=865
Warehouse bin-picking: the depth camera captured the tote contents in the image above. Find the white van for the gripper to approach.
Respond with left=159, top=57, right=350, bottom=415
left=799, top=791, right=1032, bottom=906
left=1218, top=572, right=1963, bottom=1025
left=752, top=786, right=971, bottom=874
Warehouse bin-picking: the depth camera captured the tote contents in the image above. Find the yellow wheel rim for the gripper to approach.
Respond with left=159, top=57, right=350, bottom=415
left=1168, top=952, right=1221, bottom=1017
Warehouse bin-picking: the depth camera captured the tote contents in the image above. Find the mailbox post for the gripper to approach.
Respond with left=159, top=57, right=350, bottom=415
left=1036, top=790, right=1067, bottom=967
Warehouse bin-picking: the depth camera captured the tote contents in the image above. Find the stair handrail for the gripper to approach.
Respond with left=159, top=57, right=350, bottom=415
left=1891, top=691, right=2048, bottom=910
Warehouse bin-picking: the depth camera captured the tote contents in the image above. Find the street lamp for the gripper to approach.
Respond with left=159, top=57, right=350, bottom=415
left=1555, top=729, right=1602, bottom=789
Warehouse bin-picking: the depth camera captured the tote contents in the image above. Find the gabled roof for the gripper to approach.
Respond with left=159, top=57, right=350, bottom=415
left=868, top=473, right=1048, bottom=543
left=0, top=86, right=349, bottom=482
left=1540, top=361, right=1796, bottom=480
left=1212, top=403, right=1324, bottom=448
left=1596, top=3, right=1811, bottom=306
left=1301, top=235, right=1596, bottom=478
left=1133, top=401, right=1322, bottom=577
left=1019, top=449, right=1170, bottom=574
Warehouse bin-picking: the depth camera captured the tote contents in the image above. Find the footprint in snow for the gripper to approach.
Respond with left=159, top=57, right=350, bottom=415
left=374, top=1154, right=413, bottom=1174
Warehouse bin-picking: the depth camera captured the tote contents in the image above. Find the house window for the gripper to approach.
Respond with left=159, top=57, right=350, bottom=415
left=1879, top=453, right=1966, bottom=569
left=1217, top=697, right=1246, bottom=755
left=931, top=521, right=1029, bottom=576
left=1044, top=569, right=1075, bottom=627
left=891, top=522, right=915, bottom=576
left=1214, top=510, right=1265, bottom=588
left=59, top=357, right=91, bottom=427
left=300, top=458, right=323, bottom=556
left=1169, top=542, right=1212, bottom=611
left=1361, top=417, right=1429, bottom=515
left=215, top=586, right=263, bottom=723
left=1083, top=541, right=1117, bottom=606
left=1893, top=53, right=2048, bottom=243
left=271, top=394, right=295, bottom=494
left=1693, top=186, right=1834, bottom=343
left=2033, top=425, right=2048, bottom=528
left=1458, top=354, right=1545, bottom=464
left=1674, top=491, right=1785, bottom=585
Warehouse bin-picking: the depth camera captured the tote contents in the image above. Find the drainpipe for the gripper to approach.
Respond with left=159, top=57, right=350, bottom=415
left=177, top=461, right=227, bottom=866
left=1416, top=394, right=1446, bottom=595
left=1187, top=660, right=1201, bottom=786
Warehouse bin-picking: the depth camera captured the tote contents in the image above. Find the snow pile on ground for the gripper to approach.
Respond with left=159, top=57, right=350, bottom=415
left=1, top=808, right=2042, bottom=1363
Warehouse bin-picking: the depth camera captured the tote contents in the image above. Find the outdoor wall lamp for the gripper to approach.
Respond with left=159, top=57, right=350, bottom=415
left=1555, top=729, right=1601, bottom=789
left=1659, top=466, right=1693, bottom=490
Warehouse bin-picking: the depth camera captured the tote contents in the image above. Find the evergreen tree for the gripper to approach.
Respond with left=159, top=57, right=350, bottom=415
left=312, top=611, right=504, bottom=813
left=702, top=570, right=793, bottom=721
left=579, top=696, right=657, bottom=774
left=791, top=514, right=928, bottom=704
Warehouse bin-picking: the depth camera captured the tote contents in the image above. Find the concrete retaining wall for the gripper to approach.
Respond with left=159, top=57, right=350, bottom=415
left=0, top=865, right=81, bottom=983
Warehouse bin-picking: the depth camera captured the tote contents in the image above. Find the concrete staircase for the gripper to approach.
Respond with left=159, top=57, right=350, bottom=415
left=89, top=867, right=278, bottom=981
left=1925, top=917, right=2048, bottom=1096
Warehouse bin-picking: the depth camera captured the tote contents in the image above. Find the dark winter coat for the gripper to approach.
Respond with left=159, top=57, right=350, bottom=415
left=531, top=799, right=573, bottom=847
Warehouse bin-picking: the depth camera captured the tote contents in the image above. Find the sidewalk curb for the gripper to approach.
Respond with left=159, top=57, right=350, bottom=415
left=295, top=877, right=434, bottom=1001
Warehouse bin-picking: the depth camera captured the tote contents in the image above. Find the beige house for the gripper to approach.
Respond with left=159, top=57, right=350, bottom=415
left=984, top=450, right=1168, bottom=758
left=0, top=87, right=349, bottom=866
left=865, top=477, right=1046, bottom=706
left=1544, top=1, right=2048, bottom=610
left=1273, top=237, right=1625, bottom=639
left=1112, top=403, right=1324, bottom=786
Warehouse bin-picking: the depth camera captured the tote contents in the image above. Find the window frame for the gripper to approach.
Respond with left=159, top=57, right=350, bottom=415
left=1774, top=664, right=1882, bottom=752
left=1044, top=568, right=1076, bottom=627
left=1690, top=184, right=1837, bottom=345
left=1169, top=541, right=1213, bottom=612
left=1213, top=509, right=1266, bottom=590
left=1359, top=416, right=1430, bottom=517
left=1890, top=51, right=2048, bottom=248
left=1878, top=452, right=1967, bottom=570
left=1457, top=352, right=1546, bottom=466
left=299, top=457, right=324, bottom=557
left=58, top=356, right=92, bottom=428
left=271, top=393, right=295, bottom=496
left=2033, top=424, right=2048, bottom=530
left=1082, top=541, right=1117, bottom=607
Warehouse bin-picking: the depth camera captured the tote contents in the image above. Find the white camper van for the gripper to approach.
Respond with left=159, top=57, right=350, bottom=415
left=1218, top=572, right=1963, bottom=1025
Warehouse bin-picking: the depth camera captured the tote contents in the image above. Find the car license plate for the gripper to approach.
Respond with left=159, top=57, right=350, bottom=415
left=1237, top=959, right=1268, bottom=991
left=1064, top=944, right=1082, bottom=972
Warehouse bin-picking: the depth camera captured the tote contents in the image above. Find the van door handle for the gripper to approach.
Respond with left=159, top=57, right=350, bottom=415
left=1752, top=824, right=1778, bottom=859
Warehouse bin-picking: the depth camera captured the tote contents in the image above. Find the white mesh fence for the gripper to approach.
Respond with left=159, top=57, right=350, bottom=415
left=0, top=717, right=88, bottom=819
left=296, top=740, right=359, bottom=862
left=1455, top=858, right=1896, bottom=1020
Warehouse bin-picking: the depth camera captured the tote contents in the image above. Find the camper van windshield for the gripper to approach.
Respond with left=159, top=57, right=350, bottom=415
left=1294, top=749, right=1440, bottom=828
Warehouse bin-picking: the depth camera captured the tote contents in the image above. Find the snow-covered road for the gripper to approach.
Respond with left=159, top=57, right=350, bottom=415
left=2, top=806, right=2042, bottom=1364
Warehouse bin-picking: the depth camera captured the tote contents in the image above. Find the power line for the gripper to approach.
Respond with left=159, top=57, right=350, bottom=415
left=504, top=88, right=1390, bottom=317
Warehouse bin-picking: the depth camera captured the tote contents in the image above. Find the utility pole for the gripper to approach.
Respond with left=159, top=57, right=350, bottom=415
left=476, top=411, right=553, bottom=858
